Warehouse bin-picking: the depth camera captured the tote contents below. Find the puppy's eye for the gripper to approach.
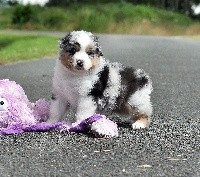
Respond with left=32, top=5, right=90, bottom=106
left=70, top=47, right=76, bottom=53
left=87, top=50, right=95, bottom=56
left=67, top=47, right=77, bottom=55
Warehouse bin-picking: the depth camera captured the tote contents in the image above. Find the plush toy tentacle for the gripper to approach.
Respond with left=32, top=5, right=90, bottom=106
left=23, top=122, right=65, bottom=132
left=0, top=124, right=24, bottom=135
left=32, top=99, right=50, bottom=122
left=69, top=114, right=103, bottom=133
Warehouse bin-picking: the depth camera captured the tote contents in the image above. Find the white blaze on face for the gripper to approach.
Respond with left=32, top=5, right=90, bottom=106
left=71, top=31, right=94, bottom=71
left=72, top=31, right=93, bottom=49
left=73, top=52, right=92, bottom=71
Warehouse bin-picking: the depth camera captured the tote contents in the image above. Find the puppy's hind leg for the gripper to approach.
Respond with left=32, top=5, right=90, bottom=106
left=119, top=103, right=150, bottom=129
left=132, top=113, right=150, bottom=129
left=128, top=87, right=153, bottom=129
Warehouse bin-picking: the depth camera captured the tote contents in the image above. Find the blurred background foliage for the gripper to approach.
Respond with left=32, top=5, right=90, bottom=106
left=0, top=0, right=199, bottom=63
left=0, top=0, right=199, bottom=35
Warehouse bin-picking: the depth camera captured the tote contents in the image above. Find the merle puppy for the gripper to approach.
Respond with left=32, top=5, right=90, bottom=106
left=48, top=30, right=153, bottom=133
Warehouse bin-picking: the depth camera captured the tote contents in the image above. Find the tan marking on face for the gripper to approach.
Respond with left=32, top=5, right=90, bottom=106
left=85, top=45, right=99, bottom=69
left=85, top=44, right=100, bottom=70
left=59, top=50, right=73, bottom=70
left=91, top=55, right=100, bottom=70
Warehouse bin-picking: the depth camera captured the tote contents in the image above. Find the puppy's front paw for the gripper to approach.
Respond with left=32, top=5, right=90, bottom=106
left=91, top=116, right=118, bottom=137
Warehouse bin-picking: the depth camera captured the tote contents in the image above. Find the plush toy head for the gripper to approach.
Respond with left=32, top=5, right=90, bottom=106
left=0, top=80, right=36, bottom=128
left=0, top=79, right=49, bottom=130
left=0, top=79, right=30, bottom=105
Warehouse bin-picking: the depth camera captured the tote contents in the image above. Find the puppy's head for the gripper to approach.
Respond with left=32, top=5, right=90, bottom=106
left=59, top=30, right=103, bottom=73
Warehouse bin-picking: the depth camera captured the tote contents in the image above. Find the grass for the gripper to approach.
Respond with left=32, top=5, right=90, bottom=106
left=0, top=33, right=58, bottom=64
left=0, top=3, right=199, bottom=36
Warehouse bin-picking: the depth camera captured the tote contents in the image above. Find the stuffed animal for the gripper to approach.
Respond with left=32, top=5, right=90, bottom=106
left=0, top=79, right=118, bottom=137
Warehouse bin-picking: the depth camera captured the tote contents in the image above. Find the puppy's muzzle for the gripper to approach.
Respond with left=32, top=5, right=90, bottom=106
left=76, top=60, right=84, bottom=70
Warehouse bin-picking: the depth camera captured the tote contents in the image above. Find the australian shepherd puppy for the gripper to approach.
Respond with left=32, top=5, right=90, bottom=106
left=48, top=30, right=153, bottom=132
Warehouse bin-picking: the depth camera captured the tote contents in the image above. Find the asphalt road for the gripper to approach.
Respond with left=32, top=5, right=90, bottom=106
left=0, top=34, right=200, bottom=177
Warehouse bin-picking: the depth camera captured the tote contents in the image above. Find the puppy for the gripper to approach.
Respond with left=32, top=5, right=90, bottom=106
left=48, top=30, right=153, bottom=130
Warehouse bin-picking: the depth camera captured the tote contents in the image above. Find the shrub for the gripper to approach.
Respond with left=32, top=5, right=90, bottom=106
left=42, top=8, right=68, bottom=29
left=12, top=4, right=40, bottom=25
left=74, top=5, right=111, bottom=32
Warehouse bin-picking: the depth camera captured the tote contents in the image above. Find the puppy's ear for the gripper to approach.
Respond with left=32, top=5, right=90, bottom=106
left=96, top=48, right=103, bottom=57
left=59, top=32, right=71, bottom=49
left=93, top=35, right=103, bottom=57
left=93, top=35, right=99, bottom=43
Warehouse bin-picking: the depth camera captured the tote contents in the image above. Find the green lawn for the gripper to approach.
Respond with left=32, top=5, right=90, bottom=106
left=0, top=33, right=58, bottom=64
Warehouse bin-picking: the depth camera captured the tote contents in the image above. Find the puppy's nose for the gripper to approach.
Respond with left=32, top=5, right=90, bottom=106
left=76, top=60, right=84, bottom=68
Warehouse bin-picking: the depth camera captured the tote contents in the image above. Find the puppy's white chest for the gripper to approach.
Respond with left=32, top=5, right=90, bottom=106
left=60, top=78, right=81, bottom=108
left=54, top=72, right=95, bottom=109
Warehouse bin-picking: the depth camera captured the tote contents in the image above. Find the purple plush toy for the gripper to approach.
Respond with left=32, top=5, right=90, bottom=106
left=0, top=79, right=118, bottom=137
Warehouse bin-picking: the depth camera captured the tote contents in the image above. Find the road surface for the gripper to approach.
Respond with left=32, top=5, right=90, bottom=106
left=0, top=34, right=200, bottom=177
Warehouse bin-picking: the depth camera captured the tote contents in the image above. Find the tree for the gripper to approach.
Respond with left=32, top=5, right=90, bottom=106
left=8, top=0, right=19, bottom=6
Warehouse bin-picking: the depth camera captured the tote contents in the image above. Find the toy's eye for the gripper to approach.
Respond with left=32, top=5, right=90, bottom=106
left=0, top=98, right=8, bottom=111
